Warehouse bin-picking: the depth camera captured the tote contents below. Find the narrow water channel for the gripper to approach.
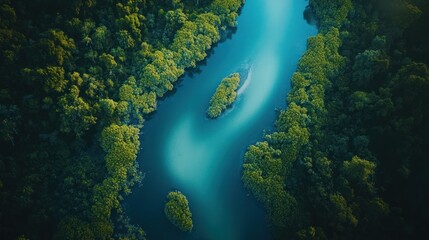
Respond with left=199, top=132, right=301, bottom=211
left=126, top=0, right=317, bottom=239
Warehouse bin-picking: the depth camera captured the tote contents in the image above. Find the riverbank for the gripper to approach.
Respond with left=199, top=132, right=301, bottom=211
left=125, top=0, right=316, bottom=239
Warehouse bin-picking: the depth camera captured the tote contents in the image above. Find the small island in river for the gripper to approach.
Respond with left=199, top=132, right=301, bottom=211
left=207, top=73, right=241, bottom=118
left=164, top=191, right=193, bottom=232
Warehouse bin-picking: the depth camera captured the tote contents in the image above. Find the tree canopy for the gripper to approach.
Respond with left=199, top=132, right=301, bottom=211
left=164, top=191, right=193, bottom=232
left=243, top=0, right=429, bottom=239
left=207, top=73, right=241, bottom=118
left=0, top=0, right=243, bottom=238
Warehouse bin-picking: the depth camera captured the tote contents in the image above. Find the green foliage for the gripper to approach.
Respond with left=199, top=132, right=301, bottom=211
left=352, top=49, right=389, bottom=85
left=296, top=226, right=328, bottom=240
left=349, top=91, right=377, bottom=111
left=24, top=66, right=68, bottom=93
left=309, top=0, right=352, bottom=31
left=242, top=23, right=345, bottom=233
left=210, top=0, right=244, bottom=28
left=242, top=142, right=297, bottom=226
left=54, top=217, right=95, bottom=240
left=207, top=73, right=240, bottom=118
left=170, top=13, right=221, bottom=69
left=58, top=85, right=97, bottom=136
left=276, top=103, right=309, bottom=132
left=378, top=0, right=422, bottom=32
left=243, top=0, right=429, bottom=239
left=342, top=156, right=376, bottom=193
left=164, top=191, right=193, bottom=232
left=39, top=29, right=76, bottom=65
left=99, top=53, right=117, bottom=70
left=0, top=104, right=20, bottom=145
left=0, top=0, right=243, bottom=238
left=140, top=49, right=184, bottom=97
left=328, top=194, right=358, bottom=232
left=99, top=98, right=118, bottom=119
left=92, top=26, right=110, bottom=51
left=120, top=77, right=157, bottom=124
left=101, top=124, right=139, bottom=154
left=163, top=9, right=187, bottom=43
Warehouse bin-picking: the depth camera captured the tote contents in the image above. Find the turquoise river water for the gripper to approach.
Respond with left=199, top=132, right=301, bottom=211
left=126, top=0, right=316, bottom=239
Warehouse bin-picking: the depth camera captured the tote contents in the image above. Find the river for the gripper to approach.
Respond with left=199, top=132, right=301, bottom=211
left=125, top=0, right=316, bottom=239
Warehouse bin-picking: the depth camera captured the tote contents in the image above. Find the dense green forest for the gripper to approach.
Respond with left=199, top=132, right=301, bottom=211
left=0, top=0, right=243, bottom=239
left=2, top=0, right=428, bottom=239
left=243, top=0, right=429, bottom=239
left=207, top=72, right=240, bottom=118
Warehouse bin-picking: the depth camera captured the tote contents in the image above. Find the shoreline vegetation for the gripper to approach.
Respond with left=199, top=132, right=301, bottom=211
left=242, top=0, right=429, bottom=239
left=0, top=0, right=244, bottom=239
left=207, top=73, right=241, bottom=118
left=164, top=191, right=193, bottom=232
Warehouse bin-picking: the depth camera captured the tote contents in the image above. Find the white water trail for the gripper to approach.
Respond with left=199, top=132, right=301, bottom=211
left=237, top=65, right=254, bottom=96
